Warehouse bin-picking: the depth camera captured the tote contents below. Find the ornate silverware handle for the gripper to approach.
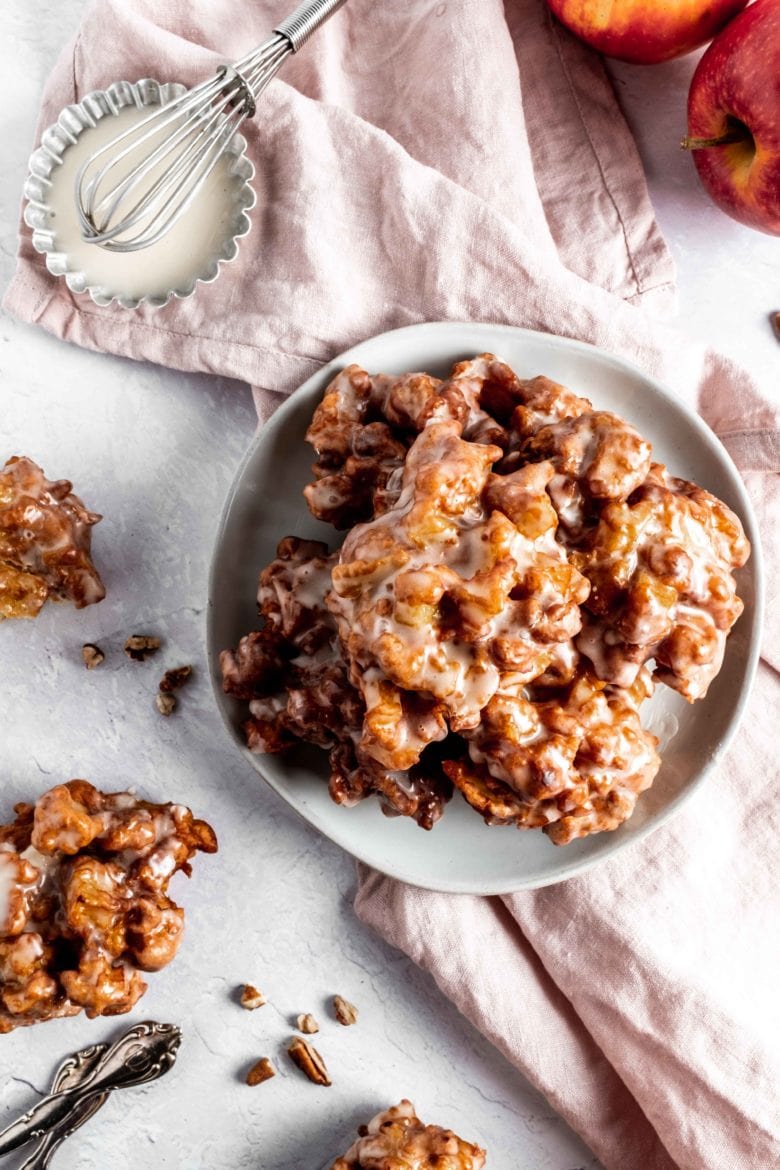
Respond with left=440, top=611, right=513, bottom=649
left=0, top=1023, right=181, bottom=1156
left=274, top=0, right=348, bottom=50
left=18, top=1044, right=109, bottom=1170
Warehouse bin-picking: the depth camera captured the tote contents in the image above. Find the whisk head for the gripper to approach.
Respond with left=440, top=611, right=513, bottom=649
left=75, top=34, right=291, bottom=253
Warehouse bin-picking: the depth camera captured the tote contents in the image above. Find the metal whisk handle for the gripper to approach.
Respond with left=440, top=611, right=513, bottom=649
left=274, top=0, right=349, bottom=51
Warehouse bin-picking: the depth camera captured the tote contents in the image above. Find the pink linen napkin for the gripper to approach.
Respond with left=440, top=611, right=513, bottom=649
left=5, top=2, right=780, bottom=1167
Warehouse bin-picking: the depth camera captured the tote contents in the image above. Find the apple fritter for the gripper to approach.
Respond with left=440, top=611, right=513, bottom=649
left=0, top=456, right=105, bottom=620
left=573, top=462, right=750, bottom=700
left=448, top=668, right=660, bottom=844
left=330, top=1099, right=486, bottom=1170
left=0, top=781, right=216, bottom=1032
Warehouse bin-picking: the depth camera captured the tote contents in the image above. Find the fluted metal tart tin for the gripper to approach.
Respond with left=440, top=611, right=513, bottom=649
left=23, top=79, right=256, bottom=309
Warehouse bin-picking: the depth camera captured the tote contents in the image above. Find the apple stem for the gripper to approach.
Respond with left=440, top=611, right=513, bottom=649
left=680, top=129, right=749, bottom=151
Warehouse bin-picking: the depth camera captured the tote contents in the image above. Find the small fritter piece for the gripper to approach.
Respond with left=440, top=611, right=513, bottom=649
left=246, top=655, right=363, bottom=753
left=328, top=739, right=451, bottom=831
left=220, top=539, right=451, bottom=829
left=259, top=536, right=338, bottom=654
left=356, top=668, right=447, bottom=771
left=448, top=667, right=660, bottom=845
left=258, top=541, right=447, bottom=797
left=304, top=366, right=431, bottom=528
left=220, top=628, right=288, bottom=702
left=329, top=420, right=588, bottom=736
left=573, top=463, right=750, bottom=700
left=221, top=538, right=343, bottom=725
left=0, top=456, right=105, bottom=619
left=438, top=354, right=519, bottom=447
left=520, top=410, right=652, bottom=536
left=303, top=356, right=518, bottom=528
left=499, top=373, right=591, bottom=437
left=525, top=410, right=652, bottom=500
left=0, top=781, right=216, bottom=1032
left=222, top=538, right=363, bottom=753
left=330, top=1099, right=486, bottom=1170
left=496, top=373, right=592, bottom=473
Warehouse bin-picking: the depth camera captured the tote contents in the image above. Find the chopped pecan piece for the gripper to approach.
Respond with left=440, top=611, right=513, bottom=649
left=333, top=995, right=358, bottom=1026
left=159, top=665, right=193, bottom=693
left=124, top=635, right=161, bottom=662
left=246, top=1057, right=275, bottom=1086
left=155, top=692, right=176, bottom=717
left=81, top=643, right=104, bottom=670
left=240, top=984, right=266, bottom=1010
left=296, top=1012, right=319, bottom=1034
left=288, top=1035, right=331, bottom=1086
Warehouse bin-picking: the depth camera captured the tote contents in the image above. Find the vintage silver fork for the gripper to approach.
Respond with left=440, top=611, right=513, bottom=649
left=17, top=1043, right=109, bottom=1170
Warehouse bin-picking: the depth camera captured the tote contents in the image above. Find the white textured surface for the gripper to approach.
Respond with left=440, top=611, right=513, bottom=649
left=0, top=3, right=777, bottom=1168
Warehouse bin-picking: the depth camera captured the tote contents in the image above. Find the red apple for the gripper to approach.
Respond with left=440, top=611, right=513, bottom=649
left=545, top=0, right=748, bottom=63
left=683, top=0, right=780, bottom=235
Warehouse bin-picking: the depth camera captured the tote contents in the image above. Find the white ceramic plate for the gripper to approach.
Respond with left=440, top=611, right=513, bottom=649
left=207, top=322, right=762, bottom=893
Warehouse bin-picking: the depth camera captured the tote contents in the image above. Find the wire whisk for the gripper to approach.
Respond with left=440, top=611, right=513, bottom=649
left=75, top=0, right=347, bottom=253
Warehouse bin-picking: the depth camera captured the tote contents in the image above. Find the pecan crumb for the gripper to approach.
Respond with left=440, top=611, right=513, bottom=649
left=124, top=634, right=161, bottom=661
left=772, top=312, right=780, bottom=342
left=155, top=692, right=176, bottom=717
left=296, top=1012, right=319, bottom=1034
left=246, top=1057, right=275, bottom=1086
left=160, top=665, right=193, bottom=693
left=240, top=984, right=267, bottom=1010
left=333, top=995, right=358, bottom=1026
left=287, top=1035, right=331, bottom=1086
left=81, top=643, right=104, bottom=670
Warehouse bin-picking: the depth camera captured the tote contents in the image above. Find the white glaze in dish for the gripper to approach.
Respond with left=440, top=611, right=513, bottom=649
left=44, top=106, right=238, bottom=302
left=23, top=79, right=255, bottom=309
